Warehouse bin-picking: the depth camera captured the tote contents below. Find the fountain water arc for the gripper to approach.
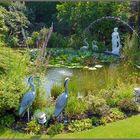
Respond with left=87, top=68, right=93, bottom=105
left=84, top=16, right=140, bottom=40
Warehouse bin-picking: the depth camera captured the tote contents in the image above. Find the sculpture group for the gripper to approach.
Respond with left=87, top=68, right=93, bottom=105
left=19, top=76, right=70, bottom=123
left=80, top=38, right=98, bottom=51
left=81, top=27, right=122, bottom=56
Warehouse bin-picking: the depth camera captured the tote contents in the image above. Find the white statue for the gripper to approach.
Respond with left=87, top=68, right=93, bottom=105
left=80, top=38, right=89, bottom=50
left=92, top=40, right=98, bottom=51
left=112, top=27, right=121, bottom=55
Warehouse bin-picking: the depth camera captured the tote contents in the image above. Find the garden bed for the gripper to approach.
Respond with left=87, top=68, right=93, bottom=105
left=1, top=114, right=140, bottom=138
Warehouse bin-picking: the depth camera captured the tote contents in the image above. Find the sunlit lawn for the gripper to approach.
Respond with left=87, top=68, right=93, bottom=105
left=1, top=114, right=140, bottom=138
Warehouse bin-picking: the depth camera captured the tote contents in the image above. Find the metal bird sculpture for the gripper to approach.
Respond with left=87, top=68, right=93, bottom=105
left=19, top=76, right=38, bottom=121
left=54, top=77, right=70, bottom=118
left=80, top=38, right=89, bottom=50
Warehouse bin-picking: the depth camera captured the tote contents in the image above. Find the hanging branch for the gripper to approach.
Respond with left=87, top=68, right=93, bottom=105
left=36, top=23, right=53, bottom=66
left=42, top=22, right=53, bottom=59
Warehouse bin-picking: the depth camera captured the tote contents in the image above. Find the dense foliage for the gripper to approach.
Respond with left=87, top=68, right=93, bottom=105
left=0, top=45, right=29, bottom=114
left=1, top=1, right=140, bottom=137
left=25, top=119, right=41, bottom=134
left=0, top=5, right=29, bottom=47
left=57, top=2, right=130, bottom=33
left=67, top=119, right=92, bottom=132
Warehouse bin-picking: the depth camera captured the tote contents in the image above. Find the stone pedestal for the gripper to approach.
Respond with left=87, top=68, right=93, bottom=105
left=37, top=112, right=46, bottom=124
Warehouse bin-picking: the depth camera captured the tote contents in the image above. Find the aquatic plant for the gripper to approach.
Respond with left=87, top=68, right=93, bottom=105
left=51, top=85, right=63, bottom=99
left=47, top=48, right=119, bottom=68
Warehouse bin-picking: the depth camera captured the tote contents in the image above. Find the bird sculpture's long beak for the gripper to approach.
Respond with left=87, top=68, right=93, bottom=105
left=33, top=76, right=40, bottom=79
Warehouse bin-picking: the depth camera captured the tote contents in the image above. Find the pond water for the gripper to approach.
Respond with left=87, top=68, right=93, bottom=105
left=45, top=67, right=73, bottom=98
left=45, top=64, right=140, bottom=98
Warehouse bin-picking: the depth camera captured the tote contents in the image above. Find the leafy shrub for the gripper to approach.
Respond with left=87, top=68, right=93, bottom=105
left=0, top=6, right=8, bottom=37
left=8, top=36, right=19, bottom=48
left=0, top=6, right=30, bottom=47
left=109, top=108, right=125, bottom=120
left=47, top=123, right=64, bottom=136
left=91, top=116, right=100, bottom=126
left=51, top=85, right=63, bottom=99
left=122, top=33, right=140, bottom=66
left=100, top=83, right=134, bottom=108
left=49, top=32, right=68, bottom=48
left=65, top=95, right=87, bottom=118
left=26, top=32, right=40, bottom=47
left=118, top=99, right=138, bottom=113
left=67, top=34, right=82, bottom=49
left=26, top=27, right=51, bottom=66
left=100, top=116, right=109, bottom=125
left=26, top=27, right=49, bottom=50
left=99, top=89, right=119, bottom=107
left=25, top=119, right=41, bottom=134
left=100, top=108, right=125, bottom=125
left=85, top=94, right=110, bottom=116
left=44, top=106, right=55, bottom=126
left=0, top=114, right=15, bottom=127
left=67, top=119, right=92, bottom=133
left=0, top=46, right=29, bottom=114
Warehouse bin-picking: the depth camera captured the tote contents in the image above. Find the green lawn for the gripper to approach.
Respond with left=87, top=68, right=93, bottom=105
left=1, top=114, right=140, bottom=138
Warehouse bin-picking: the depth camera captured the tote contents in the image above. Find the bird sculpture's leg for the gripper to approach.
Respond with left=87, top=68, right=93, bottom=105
left=63, top=110, right=68, bottom=125
left=57, top=112, right=63, bottom=122
left=27, top=108, right=30, bottom=122
left=61, top=112, right=64, bottom=122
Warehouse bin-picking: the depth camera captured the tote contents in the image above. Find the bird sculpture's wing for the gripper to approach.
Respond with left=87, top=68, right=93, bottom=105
left=19, top=91, right=35, bottom=116
left=54, top=93, right=68, bottom=117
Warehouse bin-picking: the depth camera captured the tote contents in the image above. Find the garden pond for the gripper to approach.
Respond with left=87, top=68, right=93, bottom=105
left=45, top=63, right=140, bottom=99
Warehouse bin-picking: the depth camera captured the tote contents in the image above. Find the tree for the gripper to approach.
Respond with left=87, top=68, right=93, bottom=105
left=25, top=2, right=58, bottom=31
left=57, top=2, right=131, bottom=37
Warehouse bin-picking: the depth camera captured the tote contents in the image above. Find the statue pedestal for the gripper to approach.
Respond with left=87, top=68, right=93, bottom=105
left=112, top=48, right=120, bottom=55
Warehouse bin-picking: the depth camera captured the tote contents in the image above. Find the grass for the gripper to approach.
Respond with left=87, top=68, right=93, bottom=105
left=1, top=114, right=140, bottom=138
left=56, top=114, right=140, bottom=138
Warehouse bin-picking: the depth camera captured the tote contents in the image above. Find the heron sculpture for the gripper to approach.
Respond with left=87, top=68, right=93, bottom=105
left=19, top=76, right=38, bottom=121
left=80, top=38, right=89, bottom=50
left=54, top=77, right=70, bottom=119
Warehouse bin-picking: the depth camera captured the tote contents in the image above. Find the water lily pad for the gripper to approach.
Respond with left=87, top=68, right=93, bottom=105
left=83, top=66, right=89, bottom=69
left=95, top=64, right=103, bottom=68
left=75, top=66, right=84, bottom=68
left=88, top=67, right=97, bottom=70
